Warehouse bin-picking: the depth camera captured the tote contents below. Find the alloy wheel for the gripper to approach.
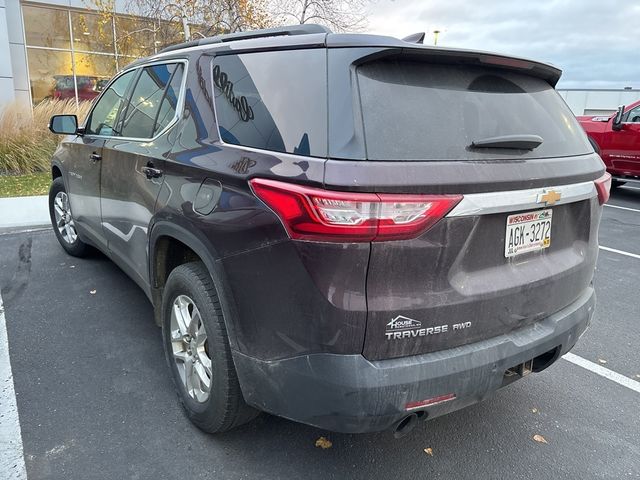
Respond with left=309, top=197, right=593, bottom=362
left=53, top=191, right=78, bottom=244
left=170, top=295, right=212, bottom=403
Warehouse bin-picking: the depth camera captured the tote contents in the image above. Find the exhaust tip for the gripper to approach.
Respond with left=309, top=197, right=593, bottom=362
left=393, top=413, right=419, bottom=439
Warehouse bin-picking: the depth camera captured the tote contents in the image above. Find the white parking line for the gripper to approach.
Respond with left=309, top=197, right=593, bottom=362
left=604, top=204, right=640, bottom=213
left=0, top=292, right=27, bottom=479
left=563, top=353, right=640, bottom=394
left=599, top=245, right=640, bottom=259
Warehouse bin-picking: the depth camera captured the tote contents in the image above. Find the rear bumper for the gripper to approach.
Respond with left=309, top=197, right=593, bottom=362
left=233, top=287, right=595, bottom=433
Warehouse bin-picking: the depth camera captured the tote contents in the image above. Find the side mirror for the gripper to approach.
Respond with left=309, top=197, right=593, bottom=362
left=612, top=105, right=625, bottom=131
left=49, top=114, right=78, bottom=135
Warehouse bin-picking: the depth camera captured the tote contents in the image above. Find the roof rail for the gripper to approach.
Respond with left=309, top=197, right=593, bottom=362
left=160, top=24, right=332, bottom=53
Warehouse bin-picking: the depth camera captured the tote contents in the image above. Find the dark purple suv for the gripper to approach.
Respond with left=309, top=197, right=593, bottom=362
left=47, top=24, right=611, bottom=437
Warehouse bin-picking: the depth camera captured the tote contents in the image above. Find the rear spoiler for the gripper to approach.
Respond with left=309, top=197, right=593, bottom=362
left=327, top=34, right=562, bottom=87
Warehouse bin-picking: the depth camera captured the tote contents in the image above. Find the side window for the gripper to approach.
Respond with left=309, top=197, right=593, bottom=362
left=625, top=105, right=640, bottom=123
left=154, top=64, right=184, bottom=135
left=119, top=63, right=181, bottom=139
left=87, top=70, right=136, bottom=136
left=211, top=50, right=327, bottom=157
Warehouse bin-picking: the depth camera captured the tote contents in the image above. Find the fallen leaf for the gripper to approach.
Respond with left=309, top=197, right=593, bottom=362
left=597, top=358, right=607, bottom=364
left=423, top=447, right=433, bottom=456
left=533, top=434, right=548, bottom=444
left=531, top=408, right=538, bottom=414
left=90, top=289, right=97, bottom=295
left=70, top=265, right=75, bottom=269
left=315, top=437, right=332, bottom=449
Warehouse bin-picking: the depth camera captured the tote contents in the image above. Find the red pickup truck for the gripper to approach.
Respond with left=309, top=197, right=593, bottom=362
left=578, top=100, right=640, bottom=187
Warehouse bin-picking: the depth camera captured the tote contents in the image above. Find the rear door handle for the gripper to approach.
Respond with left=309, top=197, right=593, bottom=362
left=90, top=152, right=102, bottom=162
left=142, top=166, right=163, bottom=179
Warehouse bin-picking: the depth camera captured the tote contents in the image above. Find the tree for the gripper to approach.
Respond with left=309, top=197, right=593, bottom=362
left=270, top=0, right=368, bottom=32
left=88, top=0, right=273, bottom=56
left=126, top=0, right=272, bottom=39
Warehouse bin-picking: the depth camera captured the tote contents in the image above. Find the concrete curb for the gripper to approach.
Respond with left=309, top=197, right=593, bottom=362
left=0, top=195, right=50, bottom=229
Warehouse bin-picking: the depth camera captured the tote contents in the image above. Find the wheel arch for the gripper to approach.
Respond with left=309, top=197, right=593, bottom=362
left=149, top=221, right=242, bottom=351
left=51, top=161, right=67, bottom=191
left=52, top=164, right=63, bottom=179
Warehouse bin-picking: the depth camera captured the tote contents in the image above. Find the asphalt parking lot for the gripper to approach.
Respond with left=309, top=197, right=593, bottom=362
left=1, top=186, right=639, bottom=480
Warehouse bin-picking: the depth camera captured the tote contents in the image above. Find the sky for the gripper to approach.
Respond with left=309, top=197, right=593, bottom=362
left=366, top=0, right=640, bottom=88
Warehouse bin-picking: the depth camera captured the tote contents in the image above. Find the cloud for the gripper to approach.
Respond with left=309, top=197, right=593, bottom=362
left=366, top=0, right=640, bottom=88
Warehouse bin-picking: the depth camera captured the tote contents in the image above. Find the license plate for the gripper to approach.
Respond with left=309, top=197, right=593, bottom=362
left=505, top=209, right=552, bottom=258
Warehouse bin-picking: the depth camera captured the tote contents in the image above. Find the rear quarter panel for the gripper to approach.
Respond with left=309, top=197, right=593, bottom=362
left=152, top=52, right=369, bottom=360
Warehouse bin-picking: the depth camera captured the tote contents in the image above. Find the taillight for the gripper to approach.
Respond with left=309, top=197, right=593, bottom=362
left=249, top=178, right=462, bottom=242
left=594, top=172, right=612, bottom=205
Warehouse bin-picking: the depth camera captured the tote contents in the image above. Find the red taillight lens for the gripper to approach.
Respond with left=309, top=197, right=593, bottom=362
left=594, top=172, right=612, bottom=205
left=249, top=178, right=462, bottom=242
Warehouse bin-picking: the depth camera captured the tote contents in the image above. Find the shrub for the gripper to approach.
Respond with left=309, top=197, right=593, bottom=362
left=0, top=99, right=91, bottom=175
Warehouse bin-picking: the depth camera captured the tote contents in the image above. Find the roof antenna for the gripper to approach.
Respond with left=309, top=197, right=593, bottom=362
left=402, top=32, right=425, bottom=44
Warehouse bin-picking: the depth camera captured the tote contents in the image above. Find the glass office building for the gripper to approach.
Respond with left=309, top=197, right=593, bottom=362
left=0, top=0, right=186, bottom=107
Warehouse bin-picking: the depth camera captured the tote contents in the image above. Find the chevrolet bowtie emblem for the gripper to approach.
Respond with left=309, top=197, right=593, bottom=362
left=537, top=189, right=562, bottom=206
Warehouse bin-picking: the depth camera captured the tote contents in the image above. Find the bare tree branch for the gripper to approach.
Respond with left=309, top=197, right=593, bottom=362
left=268, top=0, right=369, bottom=32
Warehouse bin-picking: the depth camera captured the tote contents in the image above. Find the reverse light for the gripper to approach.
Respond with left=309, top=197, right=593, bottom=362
left=249, top=178, right=462, bottom=242
left=594, top=172, right=612, bottom=205
left=405, top=393, right=457, bottom=411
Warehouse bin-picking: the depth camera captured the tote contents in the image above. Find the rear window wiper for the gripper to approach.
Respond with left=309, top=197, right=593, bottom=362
left=470, top=134, right=543, bottom=150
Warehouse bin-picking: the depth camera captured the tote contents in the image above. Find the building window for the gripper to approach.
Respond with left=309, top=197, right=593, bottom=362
left=115, top=16, right=156, bottom=58
left=71, top=11, right=115, bottom=54
left=23, top=5, right=71, bottom=49
left=26, top=49, right=73, bottom=104
left=22, top=4, right=184, bottom=106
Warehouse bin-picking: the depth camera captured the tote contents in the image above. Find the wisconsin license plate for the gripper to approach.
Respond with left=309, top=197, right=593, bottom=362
left=505, top=209, right=552, bottom=258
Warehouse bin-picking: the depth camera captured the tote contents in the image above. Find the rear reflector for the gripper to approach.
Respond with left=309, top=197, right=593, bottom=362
left=594, top=172, right=612, bottom=205
left=249, top=178, right=462, bottom=242
left=405, top=393, right=456, bottom=411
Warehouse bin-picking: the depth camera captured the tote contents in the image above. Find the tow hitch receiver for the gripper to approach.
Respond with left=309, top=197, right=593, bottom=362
left=503, top=359, right=534, bottom=386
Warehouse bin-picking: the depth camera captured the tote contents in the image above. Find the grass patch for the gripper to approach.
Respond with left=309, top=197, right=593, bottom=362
left=0, top=172, right=51, bottom=198
left=0, top=99, right=91, bottom=175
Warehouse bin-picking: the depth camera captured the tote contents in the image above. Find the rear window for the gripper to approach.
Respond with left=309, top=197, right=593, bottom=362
left=212, top=50, right=327, bottom=157
left=356, top=59, right=591, bottom=161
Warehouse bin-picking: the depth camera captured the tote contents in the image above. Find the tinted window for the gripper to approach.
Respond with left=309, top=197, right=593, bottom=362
left=212, top=50, right=327, bottom=157
left=87, top=70, right=136, bottom=136
left=154, top=64, right=184, bottom=135
left=625, top=105, right=640, bottom=123
left=120, top=63, right=181, bottom=139
left=356, top=59, right=592, bottom=160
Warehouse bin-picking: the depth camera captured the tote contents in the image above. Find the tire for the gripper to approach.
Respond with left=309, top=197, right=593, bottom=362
left=161, top=262, right=258, bottom=433
left=612, top=180, right=626, bottom=189
left=49, top=177, right=89, bottom=257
